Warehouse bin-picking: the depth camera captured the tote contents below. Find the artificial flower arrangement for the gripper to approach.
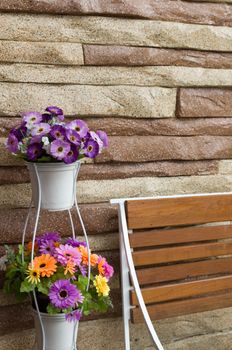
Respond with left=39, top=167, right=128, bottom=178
left=2, top=232, right=114, bottom=321
left=6, top=106, right=108, bottom=163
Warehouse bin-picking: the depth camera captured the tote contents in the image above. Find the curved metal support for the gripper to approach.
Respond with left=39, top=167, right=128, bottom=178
left=119, top=202, right=164, bottom=350
left=21, top=198, right=33, bottom=263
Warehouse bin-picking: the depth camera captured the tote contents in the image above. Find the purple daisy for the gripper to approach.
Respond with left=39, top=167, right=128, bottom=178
left=83, top=139, right=99, bottom=158
left=65, top=309, right=82, bottom=322
left=10, top=125, right=27, bottom=142
left=31, top=123, right=51, bottom=137
left=63, top=145, right=79, bottom=164
left=46, top=106, right=63, bottom=116
left=50, top=139, right=70, bottom=160
left=89, top=131, right=104, bottom=152
left=66, top=129, right=81, bottom=145
left=66, top=120, right=89, bottom=138
left=39, top=239, right=56, bottom=255
left=38, top=231, right=60, bottom=243
left=96, top=130, right=109, bottom=148
left=42, top=113, right=53, bottom=123
left=49, top=279, right=83, bottom=309
left=22, top=112, right=42, bottom=127
left=50, top=125, right=67, bottom=141
left=26, top=143, right=43, bottom=161
left=65, top=237, right=87, bottom=248
left=79, top=264, right=87, bottom=276
left=6, top=133, right=19, bottom=153
left=55, top=244, right=82, bottom=266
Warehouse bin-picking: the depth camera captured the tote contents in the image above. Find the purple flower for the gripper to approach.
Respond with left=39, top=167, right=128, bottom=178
left=50, top=125, right=67, bottom=141
left=65, top=309, right=82, bottom=322
left=63, top=145, right=79, bottom=164
left=83, top=139, right=99, bottom=158
left=6, top=133, right=19, bottom=153
left=37, top=231, right=61, bottom=244
left=65, top=237, right=87, bottom=248
left=89, top=131, right=104, bottom=152
left=27, top=143, right=43, bottom=161
left=66, top=129, right=81, bottom=145
left=39, top=239, right=56, bottom=255
left=50, top=139, right=70, bottom=160
left=103, top=261, right=114, bottom=280
left=10, top=125, right=27, bottom=141
left=79, top=264, right=87, bottom=276
left=66, top=120, right=89, bottom=138
left=55, top=244, right=82, bottom=266
left=46, top=106, right=63, bottom=116
left=42, top=113, right=53, bottom=122
left=97, top=130, right=109, bottom=147
left=22, top=112, right=42, bottom=127
left=30, top=135, right=43, bottom=144
left=45, top=106, right=64, bottom=121
left=49, top=279, right=83, bottom=309
left=31, top=123, right=51, bottom=137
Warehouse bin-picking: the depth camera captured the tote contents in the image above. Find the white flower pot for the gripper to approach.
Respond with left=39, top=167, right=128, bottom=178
left=26, top=162, right=80, bottom=211
left=32, top=311, right=78, bottom=350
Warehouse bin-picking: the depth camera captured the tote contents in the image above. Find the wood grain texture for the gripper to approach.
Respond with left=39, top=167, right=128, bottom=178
left=136, top=257, right=232, bottom=285
left=126, top=194, right=232, bottom=229
left=129, top=224, right=232, bottom=248
left=131, top=290, right=232, bottom=322
left=131, top=275, right=232, bottom=305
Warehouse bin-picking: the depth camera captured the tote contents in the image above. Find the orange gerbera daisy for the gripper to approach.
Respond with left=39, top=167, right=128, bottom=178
left=78, top=245, right=98, bottom=267
left=26, top=241, right=39, bottom=253
left=98, top=257, right=106, bottom=275
left=33, top=254, right=57, bottom=277
left=64, top=260, right=75, bottom=275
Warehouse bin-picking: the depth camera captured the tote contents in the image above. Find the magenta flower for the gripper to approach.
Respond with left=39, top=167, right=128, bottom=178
left=50, top=125, right=67, bottom=141
left=31, top=123, right=51, bottom=137
left=55, top=244, right=82, bottom=266
left=66, top=120, right=89, bottom=138
left=83, top=139, right=99, bottom=158
left=46, top=106, right=63, bottom=116
left=97, top=130, right=109, bottom=147
left=6, top=133, right=19, bottom=153
left=65, top=309, right=82, bottom=322
left=103, top=261, right=114, bottom=280
left=66, top=129, right=81, bottom=145
left=63, top=145, right=79, bottom=164
left=50, top=139, right=70, bottom=160
left=27, top=143, right=43, bottom=161
left=39, top=239, right=56, bottom=255
left=49, top=279, right=83, bottom=309
left=22, top=112, right=42, bottom=128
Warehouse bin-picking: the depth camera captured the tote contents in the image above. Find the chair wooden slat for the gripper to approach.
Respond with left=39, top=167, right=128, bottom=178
left=131, top=290, right=232, bottom=323
left=129, top=225, right=232, bottom=248
left=126, top=194, right=232, bottom=229
left=132, top=241, right=232, bottom=266
left=131, top=275, right=232, bottom=305
left=136, top=257, right=232, bottom=285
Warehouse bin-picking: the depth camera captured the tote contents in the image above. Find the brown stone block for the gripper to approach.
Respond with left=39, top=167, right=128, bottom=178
left=96, top=136, right=232, bottom=163
left=84, top=45, right=232, bottom=69
left=178, top=88, right=232, bottom=117
left=1, top=0, right=232, bottom=27
left=0, top=303, right=33, bottom=336
left=0, top=204, right=118, bottom=244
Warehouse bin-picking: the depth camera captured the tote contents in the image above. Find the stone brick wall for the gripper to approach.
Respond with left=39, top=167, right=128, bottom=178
left=1, top=1, right=232, bottom=349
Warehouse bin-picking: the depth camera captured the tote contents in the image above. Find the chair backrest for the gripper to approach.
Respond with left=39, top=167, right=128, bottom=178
left=126, top=193, right=232, bottom=323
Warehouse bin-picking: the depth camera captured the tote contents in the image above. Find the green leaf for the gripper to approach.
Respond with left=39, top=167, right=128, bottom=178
left=20, top=279, right=34, bottom=293
left=47, top=303, right=60, bottom=315
left=37, top=283, right=49, bottom=295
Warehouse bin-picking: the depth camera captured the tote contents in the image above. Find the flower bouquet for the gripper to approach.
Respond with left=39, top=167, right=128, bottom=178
left=6, top=106, right=108, bottom=163
left=2, top=232, right=114, bottom=349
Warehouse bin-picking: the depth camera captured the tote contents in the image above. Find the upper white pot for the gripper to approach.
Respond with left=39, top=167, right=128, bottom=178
left=32, top=311, right=77, bottom=350
left=26, top=162, right=80, bottom=211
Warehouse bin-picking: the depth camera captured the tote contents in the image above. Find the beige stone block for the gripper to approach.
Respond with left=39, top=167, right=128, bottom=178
left=1, top=175, right=232, bottom=208
left=0, top=41, right=83, bottom=65
left=219, top=160, right=232, bottom=175
left=3, top=65, right=232, bottom=88
left=1, top=14, right=232, bottom=51
left=0, top=83, right=176, bottom=118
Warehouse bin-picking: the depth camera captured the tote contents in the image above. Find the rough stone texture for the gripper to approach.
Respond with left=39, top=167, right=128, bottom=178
left=0, top=203, right=118, bottom=243
left=84, top=45, right=232, bottom=68
left=3, top=64, right=232, bottom=87
left=1, top=175, right=232, bottom=207
left=219, top=160, right=232, bottom=175
left=1, top=0, right=232, bottom=27
left=2, top=14, right=232, bottom=51
left=0, top=41, right=83, bottom=65
left=0, top=161, right=219, bottom=185
left=0, top=83, right=176, bottom=118
left=2, top=117, right=232, bottom=138
left=0, top=138, right=23, bottom=166
left=0, top=303, right=33, bottom=336
left=178, top=88, right=232, bottom=117
left=96, top=136, right=232, bottom=163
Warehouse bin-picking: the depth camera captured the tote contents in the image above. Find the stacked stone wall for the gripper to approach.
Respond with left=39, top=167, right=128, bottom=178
left=1, top=1, right=232, bottom=349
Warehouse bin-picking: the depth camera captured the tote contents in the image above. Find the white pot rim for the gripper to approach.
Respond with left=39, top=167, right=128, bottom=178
left=32, top=309, right=70, bottom=320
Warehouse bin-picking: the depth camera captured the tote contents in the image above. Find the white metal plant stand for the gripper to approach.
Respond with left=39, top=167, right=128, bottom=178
left=22, top=162, right=91, bottom=350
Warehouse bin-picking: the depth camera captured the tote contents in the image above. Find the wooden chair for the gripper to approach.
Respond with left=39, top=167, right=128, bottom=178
left=111, top=193, right=232, bottom=350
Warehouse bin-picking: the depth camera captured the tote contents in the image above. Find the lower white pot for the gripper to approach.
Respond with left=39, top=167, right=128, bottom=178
left=32, top=311, right=78, bottom=350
